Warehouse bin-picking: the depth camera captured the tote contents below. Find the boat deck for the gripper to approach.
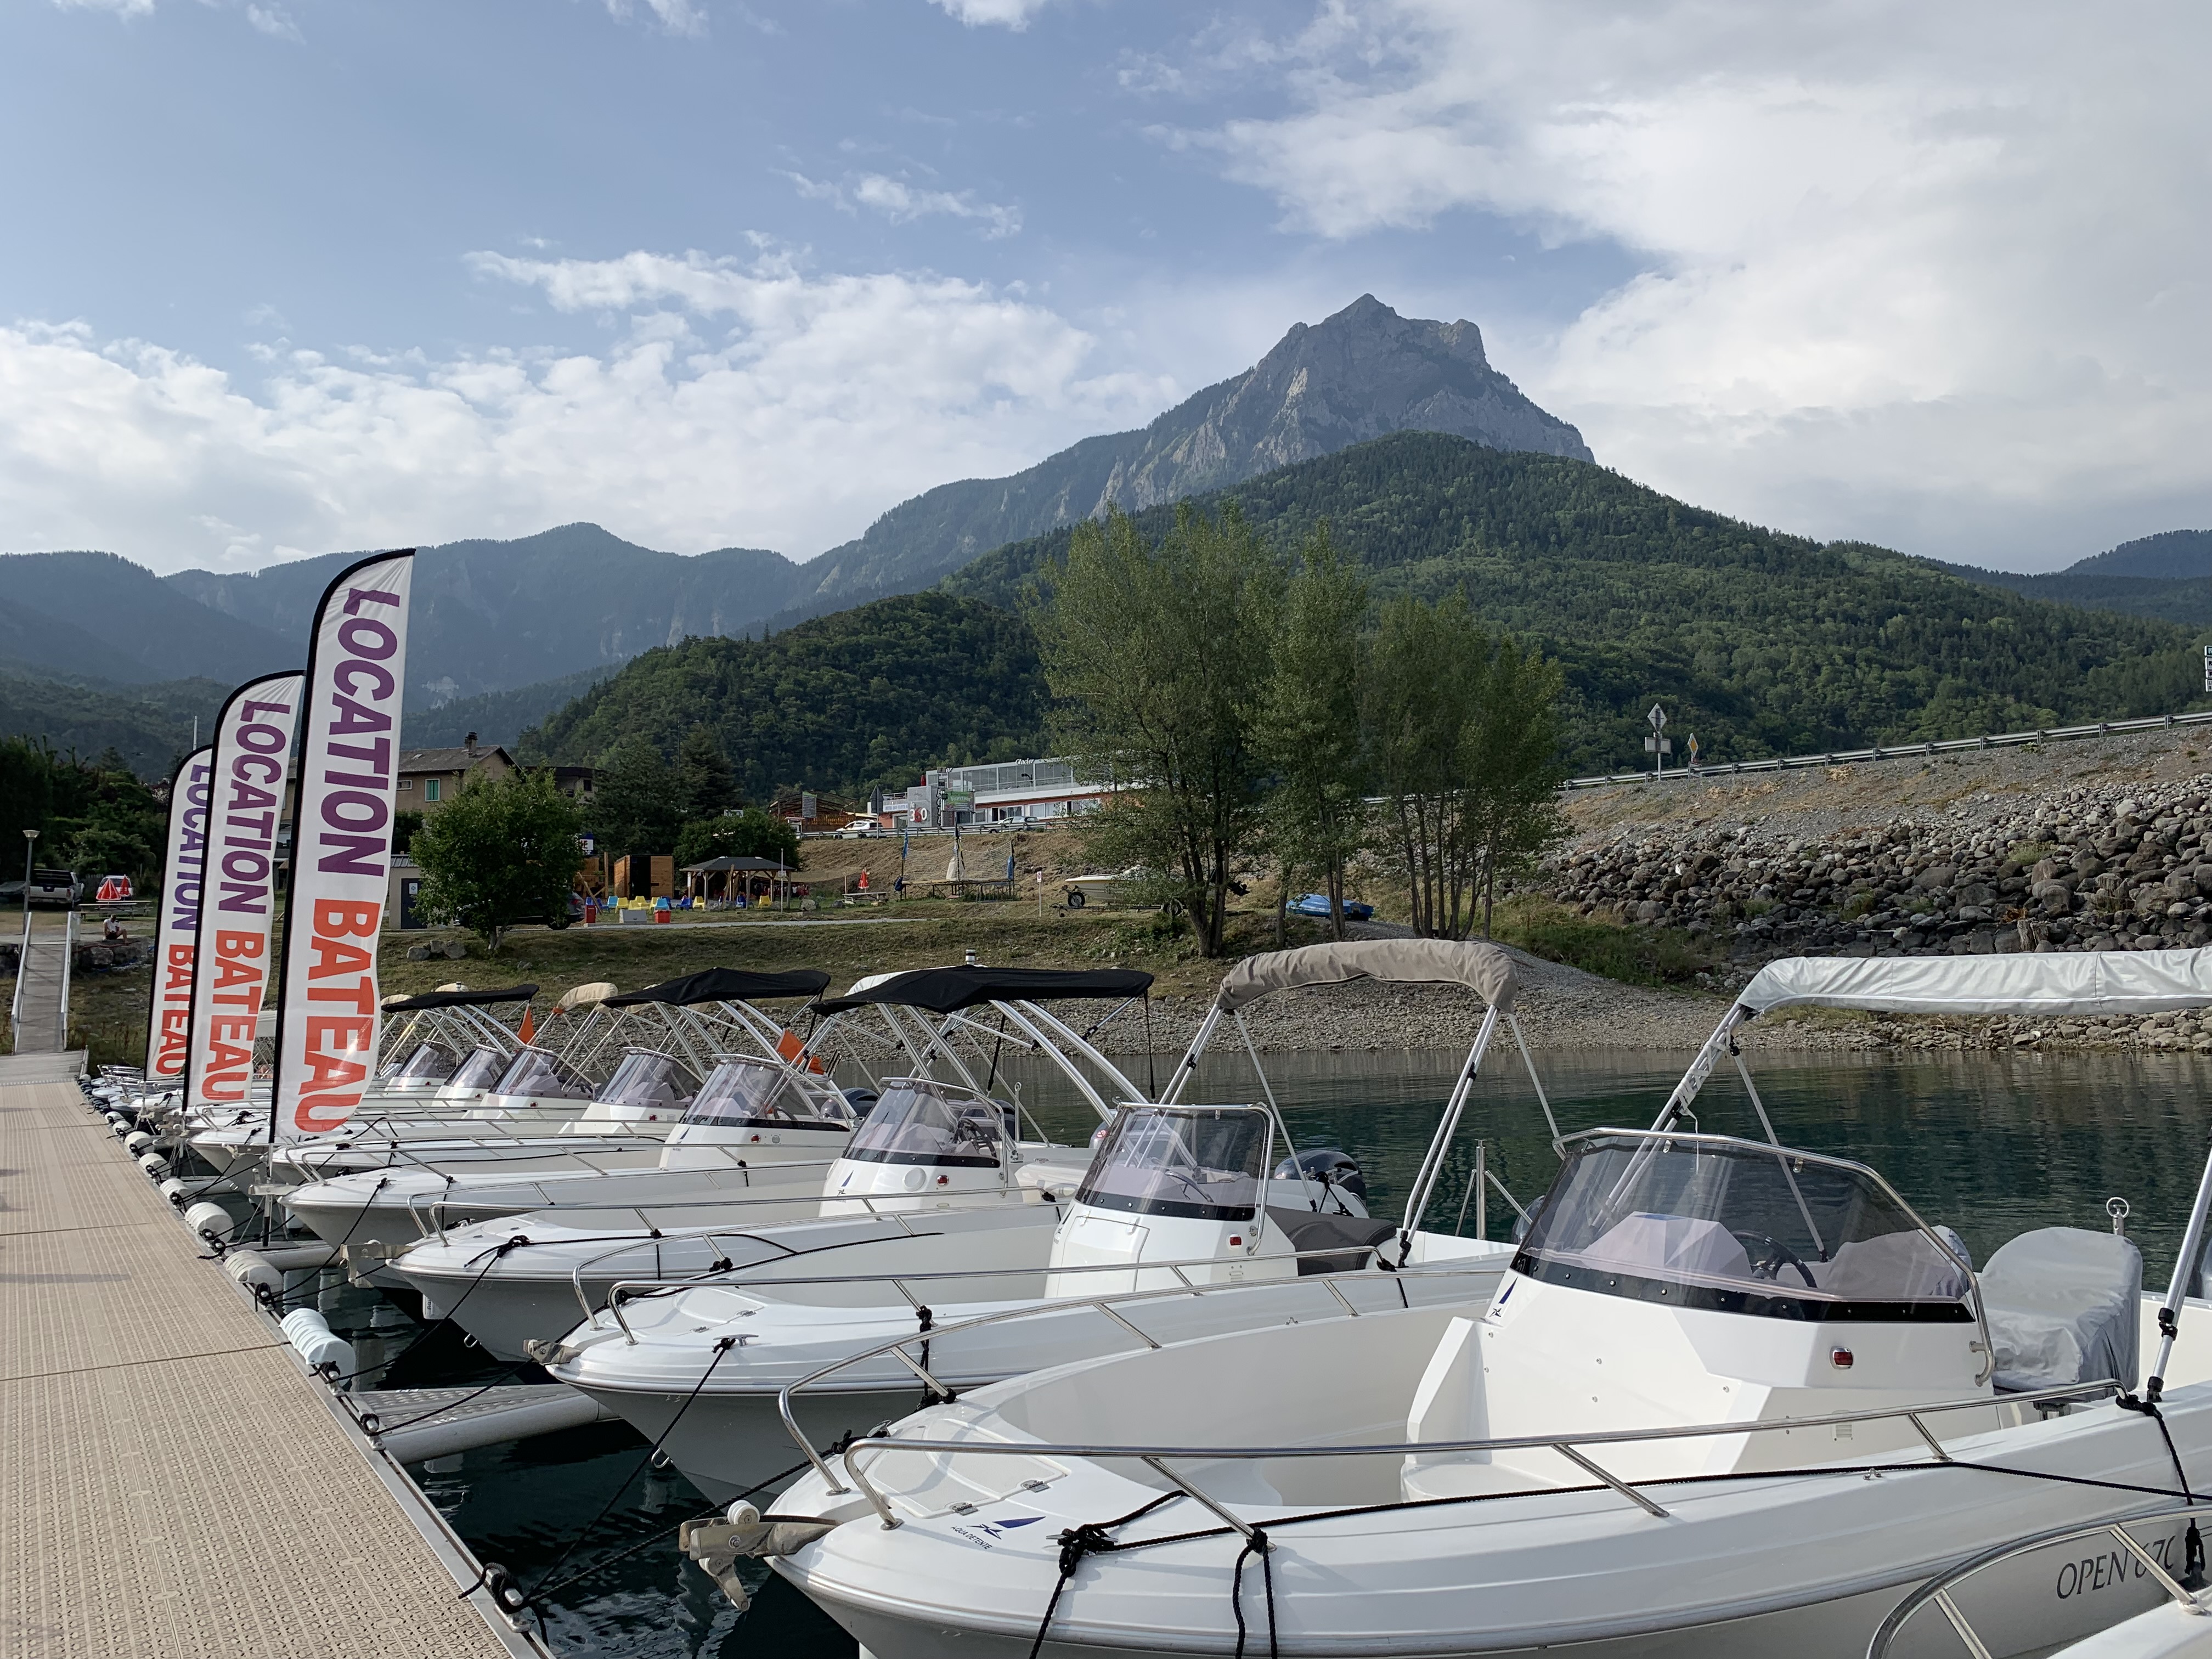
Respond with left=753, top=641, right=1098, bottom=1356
left=0, top=1053, right=531, bottom=1658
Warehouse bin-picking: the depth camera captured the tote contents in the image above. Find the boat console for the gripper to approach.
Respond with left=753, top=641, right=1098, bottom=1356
left=659, top=1054, right=854, bottom=1169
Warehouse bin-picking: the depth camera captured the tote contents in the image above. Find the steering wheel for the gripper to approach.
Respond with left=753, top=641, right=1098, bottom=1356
left=1732, top=1230, right=1818, bottom=1288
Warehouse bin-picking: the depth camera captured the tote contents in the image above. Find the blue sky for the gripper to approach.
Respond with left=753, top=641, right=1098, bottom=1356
left=5, top=0, right=2206, bottom=574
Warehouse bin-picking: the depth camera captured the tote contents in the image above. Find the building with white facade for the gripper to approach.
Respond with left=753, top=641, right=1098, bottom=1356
left=882, top=758, right=1112, bottom=828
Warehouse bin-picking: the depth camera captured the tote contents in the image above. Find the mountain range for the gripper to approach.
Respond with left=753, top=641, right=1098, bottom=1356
left=1, top=291, right=2203, bottom=782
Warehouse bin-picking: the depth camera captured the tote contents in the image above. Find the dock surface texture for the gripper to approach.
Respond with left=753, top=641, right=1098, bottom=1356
left=0, top=1053, right=521, bottom=1659
left=10, top=911, right=69, bottom=1053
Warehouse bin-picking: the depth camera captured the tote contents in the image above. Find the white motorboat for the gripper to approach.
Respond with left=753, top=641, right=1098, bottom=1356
left=544, top=940, right=1542, bottom=1503
left=758, top=949, right=2212, bottom=1659
left=386, top=964, right=1167, bottom=1359
left=283, top=967, right=841, bottom=1249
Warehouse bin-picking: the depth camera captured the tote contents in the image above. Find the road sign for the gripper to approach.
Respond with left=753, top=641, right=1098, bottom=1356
left=2204, top=645, right=2211, bottom=694
left=1647, top=704, right=1668, bottom=732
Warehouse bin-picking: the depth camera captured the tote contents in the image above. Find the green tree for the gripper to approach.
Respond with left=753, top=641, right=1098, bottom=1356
left=588, top=735, right=683, bottom=860
left=675, top=807, right=799, bottom=870
left=1365, top=596, right=1483, bottom=938
left=1460, top=635, right=1570, bottom=938
left=675, top=724, right=740, bottom=820
left=410, top=769, right=586, bottom=950
left=1038, top=503, right=1280, bottom=956
left=1259, top=524, right=1368, bottom=940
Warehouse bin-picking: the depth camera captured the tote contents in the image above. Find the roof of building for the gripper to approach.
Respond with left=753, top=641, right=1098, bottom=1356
left=396, top=746, right=515, bottom=774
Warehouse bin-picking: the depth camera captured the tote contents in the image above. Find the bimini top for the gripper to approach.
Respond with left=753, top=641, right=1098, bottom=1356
left=1737, top=950, right=2212, bottom=1019
left=380, top=983, right=539, bottom=1011
left=812, top=964, right=1154, bottom=1015
left=605, top=967, right=833, bottom=1008
left=555, top=981, right=619, bottom=1012
left=1212, top=939, right=1519, bottom=1014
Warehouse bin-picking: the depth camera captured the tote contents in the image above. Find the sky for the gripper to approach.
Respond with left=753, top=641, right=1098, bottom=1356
left=3, top=0, right=2205, bottom=575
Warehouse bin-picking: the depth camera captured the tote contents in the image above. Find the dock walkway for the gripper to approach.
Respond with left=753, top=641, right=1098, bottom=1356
left=8, top=911, right=71, bottom=1053
left=0, top=1052, right=528, bottom=1658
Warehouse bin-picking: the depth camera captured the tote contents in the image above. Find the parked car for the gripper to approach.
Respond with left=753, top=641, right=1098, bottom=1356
left=1287, top=891, right=1374, bottom=922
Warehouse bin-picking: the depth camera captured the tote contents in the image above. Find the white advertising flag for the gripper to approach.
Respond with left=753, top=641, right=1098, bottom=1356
left=270, top=551, right=414, bottom=1143
left=143, top=745, right=213, bottom=1084
left=183, top=673, right=306, bottom=1109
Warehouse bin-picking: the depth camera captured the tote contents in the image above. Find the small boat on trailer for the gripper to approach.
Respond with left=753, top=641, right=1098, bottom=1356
left=758, top=949, right=2212, bottom=1659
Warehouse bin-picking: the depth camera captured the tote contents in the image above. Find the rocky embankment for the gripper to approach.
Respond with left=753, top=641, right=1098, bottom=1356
left=1540, top=736, right=2212, bottom=1053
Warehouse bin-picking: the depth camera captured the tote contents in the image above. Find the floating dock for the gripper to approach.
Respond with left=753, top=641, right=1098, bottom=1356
left=0, top=1051, right=541, bottom=1658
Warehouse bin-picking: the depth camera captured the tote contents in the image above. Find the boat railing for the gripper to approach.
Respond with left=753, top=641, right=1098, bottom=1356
left=403, top=1159, right=1046, bottom=1246
left=401, top=1154, right=853, bottom=1243
left=589, top=1237, right=1499, bottom=1347
left=1867, top=1500, right=2212, bottom=1657
left=830, top=1374, right=2120, bottom=1539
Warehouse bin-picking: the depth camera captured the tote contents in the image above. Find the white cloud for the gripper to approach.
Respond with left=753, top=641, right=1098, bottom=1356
left=927, top=0, right=1052, bottom=30
left=50, top=0, right=154, bottom=14
left=243, top=3, right=300, bottom=41
left=604, top=0, right=708, bottom=35
left=787, top=171, right=1022, bottom=239
left=1182, top=0, right=2212, bottom=567
left=0, top=254, right=1177, bottom=572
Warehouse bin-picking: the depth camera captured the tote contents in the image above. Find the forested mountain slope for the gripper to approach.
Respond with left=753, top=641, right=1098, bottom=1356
left=948, top=432, right=2205, bottom=776
left=1941, top=529, right=2212, bottom=629
left=518, top=593, right=1046, bottom=800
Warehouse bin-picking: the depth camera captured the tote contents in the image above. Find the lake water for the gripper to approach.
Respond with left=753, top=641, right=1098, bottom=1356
left=313, top=1047, right=2212, bottom=1657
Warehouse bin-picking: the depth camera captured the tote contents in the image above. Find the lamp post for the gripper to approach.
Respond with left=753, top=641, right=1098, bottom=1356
left=20, top=828, right=36, bottom=921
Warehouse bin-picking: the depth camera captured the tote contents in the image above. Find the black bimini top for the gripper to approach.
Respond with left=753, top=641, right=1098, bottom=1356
left=606, top=967, right=833, bottom=1008
left=812, top=965, right=1154, bottom=1016
left=380, top=984, right=540, bottom=1011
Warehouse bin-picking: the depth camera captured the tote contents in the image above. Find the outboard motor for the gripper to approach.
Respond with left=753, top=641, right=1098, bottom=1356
left=1274, top=1148, right=1368, bottom=1207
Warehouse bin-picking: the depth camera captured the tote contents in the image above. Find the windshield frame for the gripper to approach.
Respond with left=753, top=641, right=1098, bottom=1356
left=443, top=1046, right=510, bottom=1094
left=683, top=1056, right=853, bottom=1131
left=842, top=1076, right=1009, bottom=1169
left=1075, top=1103, right=1273, bottom=1223
left=1511, top=1127, right=1980, bottom=1325
left=387, top=1042, right=458, bottom=1084
left=488, top=1046, right=595, bottom=1103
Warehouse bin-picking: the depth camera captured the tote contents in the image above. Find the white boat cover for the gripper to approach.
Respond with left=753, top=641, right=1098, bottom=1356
left=556, top=981, right=618, bottom=1011
left=1979, top=1226, right=2142, bottom=1393
left=1736, top=950, right=2212, bottom=1018
left=1212, top=939, right=1518, bottom=1013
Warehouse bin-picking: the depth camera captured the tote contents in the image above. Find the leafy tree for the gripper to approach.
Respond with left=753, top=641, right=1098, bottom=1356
left=1259, top=525, right=1368, bottom=940
left=1365, top=596, right=1485, bottom=938
left=409, top=769, right=586, bottom=951
left=1039, top=503, right=1280, bottom=957
left=675, top=807, right=798, bottom=870
left=675, top=724, right=741, bottom=820
left=1459, top=635, right=1570, bottom=938
left=588, top=735, right=684, bottom=860
left=390, top=810, right=424, bottom=859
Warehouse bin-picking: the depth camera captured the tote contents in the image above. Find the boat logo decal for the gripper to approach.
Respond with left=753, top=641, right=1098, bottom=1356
left=950, top=1516, right=1043, bottom=1549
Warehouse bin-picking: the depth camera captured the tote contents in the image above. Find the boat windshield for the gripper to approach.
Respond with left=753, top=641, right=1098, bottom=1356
left=596, top=1049, right=697, bottom=1114
left=1077, top=1106, right=1268, bottom=1223
left=1515, top=1132, right=1973, bottom=1319
left=843, top=1079, right=1006, bottom=1168
left=489, top=1048, right=594, bottom=1102
left=445, top=1047, right=510, bottom=1093
left=683, top=1058, right=850, bottom=1130
left=387, top=1043, right=457, bottom=1084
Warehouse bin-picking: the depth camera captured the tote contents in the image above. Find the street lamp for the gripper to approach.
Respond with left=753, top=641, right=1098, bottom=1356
left=20, top=828, right=37, bottom=921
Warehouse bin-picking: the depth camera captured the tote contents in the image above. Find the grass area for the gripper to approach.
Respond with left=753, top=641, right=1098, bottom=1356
left=1482, top=894, right=1727, bottom=988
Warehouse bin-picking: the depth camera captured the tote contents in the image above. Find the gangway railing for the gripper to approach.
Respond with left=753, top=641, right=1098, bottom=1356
left=1867, top=1502, right=2212, bottom=1657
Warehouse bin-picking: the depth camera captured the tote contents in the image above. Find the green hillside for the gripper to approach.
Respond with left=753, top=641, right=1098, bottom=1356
left=517, top=592, right=1047, bottom=798
left=949, top=433, right=2206, bottom=774
left=0, top=672, right=227, bottom=780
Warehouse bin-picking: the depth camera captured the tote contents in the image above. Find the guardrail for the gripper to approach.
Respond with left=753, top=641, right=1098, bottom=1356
left=1567, top=709, right=2212, bottom=791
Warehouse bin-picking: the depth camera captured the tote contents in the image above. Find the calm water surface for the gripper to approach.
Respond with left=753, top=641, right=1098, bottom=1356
left=341, top=1047, right=2212, bottom=1657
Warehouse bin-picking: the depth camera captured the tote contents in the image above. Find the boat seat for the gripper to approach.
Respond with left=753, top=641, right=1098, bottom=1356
left=1979, top=1227, right=2141, bottom=1393
left=1266, top=1207, right=1397, bottom=1275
